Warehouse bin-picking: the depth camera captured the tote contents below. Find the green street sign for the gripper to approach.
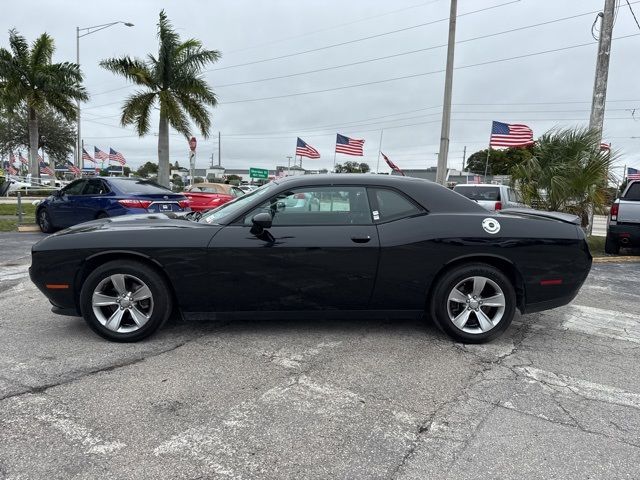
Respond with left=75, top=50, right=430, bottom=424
left=249, top=167, right=269, bottom=179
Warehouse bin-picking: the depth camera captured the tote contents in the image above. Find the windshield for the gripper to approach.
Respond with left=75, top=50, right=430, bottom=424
left=199, top=182, right=276, bottom=224
left=453, top=186, right=501, bottom=201
left=110, top=179, right=173, bottom=194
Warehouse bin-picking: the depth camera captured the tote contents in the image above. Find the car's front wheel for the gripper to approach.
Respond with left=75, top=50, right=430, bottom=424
left=430, top=263, right=516, bottom=343
left=37, top=208, right=55, bottom=233
left=79, top=260, right=172, bottom=342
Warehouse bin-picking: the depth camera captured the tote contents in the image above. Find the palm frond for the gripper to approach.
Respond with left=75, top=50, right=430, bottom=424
left=121, top=91, right=157, bottom=136
left=175, top=92, right=211, bottom=137
left=100, top=57, right=156, bottom=88
left=159, top=90, right=190, bottom=137
left=8, top=30, right=29, bottom=61
left=30, top=33, right=54, bottom=68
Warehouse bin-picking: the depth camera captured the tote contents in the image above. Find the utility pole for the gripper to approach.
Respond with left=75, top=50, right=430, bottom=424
left=589, top=0, right=616, bottom=140
left=286, top=156, right=293, bottom=176
left=435, top=0, right=457, bottom=186
left=462, top=145, right=467, bottom=171
left=218, top=131, right=221, bottom=166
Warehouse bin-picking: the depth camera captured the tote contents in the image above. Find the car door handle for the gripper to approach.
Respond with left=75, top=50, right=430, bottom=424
left=351, top=235, right=371, bottom=243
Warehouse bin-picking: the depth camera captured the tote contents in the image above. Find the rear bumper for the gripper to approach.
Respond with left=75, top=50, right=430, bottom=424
left=608, top=223, right=640, bottom=247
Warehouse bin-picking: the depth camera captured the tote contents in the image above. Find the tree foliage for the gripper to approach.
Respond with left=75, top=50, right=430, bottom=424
left=335, top=161, right=370, bottom=173
left=100, top=10, right=220, bottom=187
left=0, top=106, right=75, bottom=163
left=466, top=147, right=533, bottom=175
left=136, top=161, right=158, bottom=178
left=0, top=29, right=87, bottom=177
left=510, top=127, right=616, bottom=225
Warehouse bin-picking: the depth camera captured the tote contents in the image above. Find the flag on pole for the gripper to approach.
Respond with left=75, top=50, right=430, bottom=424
left=628, top=167, right=640, bottom=180
left=39, top=161, right=54, bottom=176
left=295, top=138, right=320, bottom=159
left=489, top=121, right=534, bottom=147
left=94, top=147, right=109, bottom=161
left=9, top=152, right=16, bottom=166
left=467, top=175, right=482, bottom=184
left=600, top=142, right=611, bottom=151
left=335, top=134, right=365, bottom=156
left=109, top=148, right=127, bottom=165
left=66, top=160, right=81, bottom=175
left=381, top=152, right=404, bottom=176
left=37, top=153, right=44, bottom=162
left=82, top=148, right=96, bottom=163
left=18, top=153, right=28, bottom=165
left=3, top=161, right=17, bottom=176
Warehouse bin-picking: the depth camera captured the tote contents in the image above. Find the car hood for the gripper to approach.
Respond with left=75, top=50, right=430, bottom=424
left=50, top=212, right=203, bottom=236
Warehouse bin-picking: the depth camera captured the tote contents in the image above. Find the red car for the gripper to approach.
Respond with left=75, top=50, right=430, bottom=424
left=182, top=183, right=245, bottom=212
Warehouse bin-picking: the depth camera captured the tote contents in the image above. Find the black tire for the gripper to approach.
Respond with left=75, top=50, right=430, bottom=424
left=604, top=234, right=620, bottom=255
left=37, top=208, right=55, bottom=233
left=79, top=260, right=173, bottom=342
left=429, top=263, right=516, bottom=344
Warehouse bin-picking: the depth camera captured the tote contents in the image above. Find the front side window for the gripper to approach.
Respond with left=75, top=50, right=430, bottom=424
left=369, top=188, right=424, bottom=222
left=62, top=180, right=86, bottom=195
left=244, top=186, right=371, bottom=226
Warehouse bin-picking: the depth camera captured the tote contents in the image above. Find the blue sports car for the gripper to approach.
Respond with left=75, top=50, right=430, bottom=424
left=36, top=177, right=190, bottom=233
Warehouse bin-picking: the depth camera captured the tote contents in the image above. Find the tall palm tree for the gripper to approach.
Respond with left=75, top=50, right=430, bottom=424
left=100, top=11, right=220, bottom=187
left=511, top=127, right=615, bottom=226
left=0, top=30, right=88, bottom=180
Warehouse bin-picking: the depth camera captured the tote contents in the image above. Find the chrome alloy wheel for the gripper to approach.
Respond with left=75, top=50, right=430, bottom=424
left=91, top=274, right=154, bottom=333
left=446, top=276, right=506, bottom=335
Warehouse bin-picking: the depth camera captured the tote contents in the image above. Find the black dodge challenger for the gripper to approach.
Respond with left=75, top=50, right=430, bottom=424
left=30, top=175, right=592, bottom=343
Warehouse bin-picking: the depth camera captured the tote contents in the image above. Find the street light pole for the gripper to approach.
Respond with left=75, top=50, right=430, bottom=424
left=76, top=21, right=134, bottom=171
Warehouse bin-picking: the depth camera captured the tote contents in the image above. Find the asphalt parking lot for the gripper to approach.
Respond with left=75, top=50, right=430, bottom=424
left=1, top=233, right=639, bottom=479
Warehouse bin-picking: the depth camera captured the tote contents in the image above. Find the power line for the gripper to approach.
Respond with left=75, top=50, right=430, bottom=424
left=626, top=0, right=640, bottom=30
left=214, top=7, right=609, bottom=89
left=224, top=0, right=443, bottom=54
left=220, top=33, right=640, bottom=105
left=207, top=1, right=521, bottom=72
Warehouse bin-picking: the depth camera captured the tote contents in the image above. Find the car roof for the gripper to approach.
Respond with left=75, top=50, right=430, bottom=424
left=454, top=184, right=505, bottom=188
left=271, top=174, right=486, bottom=213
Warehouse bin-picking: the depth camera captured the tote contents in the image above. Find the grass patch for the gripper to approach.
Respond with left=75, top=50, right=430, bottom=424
left=0, top=217, right=35, bottom=232
left=587, top=236, right=606, bottom=257
left=0, top=203, right=37, bottom=216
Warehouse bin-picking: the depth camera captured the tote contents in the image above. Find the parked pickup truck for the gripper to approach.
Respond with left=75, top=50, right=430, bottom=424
left=453, top=184, right=525, bottom=212
left=606, top=180, right=640, bottom=254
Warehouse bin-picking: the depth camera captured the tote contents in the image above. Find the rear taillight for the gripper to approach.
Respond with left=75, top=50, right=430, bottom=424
left=610, top=203, right=619, bottom=221
left=178, top=200, right=190, bottom=208
left=118, top=199, right=152, bottom=209
left=494, top=201, right=502, bottom=211
left=208, top=197, right=223, bottom=204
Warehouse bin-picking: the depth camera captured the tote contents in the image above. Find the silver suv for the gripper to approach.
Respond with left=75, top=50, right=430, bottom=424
left=453, top=184, right=525, bottom=212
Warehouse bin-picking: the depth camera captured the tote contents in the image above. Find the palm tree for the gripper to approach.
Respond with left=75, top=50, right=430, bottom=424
left=100, top=11, right=220, bottom=187
left=511, top=127, right=615, bottom=226
left=0, top=30, right=88, bottom=180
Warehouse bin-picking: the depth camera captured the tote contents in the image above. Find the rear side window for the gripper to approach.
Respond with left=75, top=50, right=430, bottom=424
left=369, top=188, right=424, bottom=222
left=623, top=182, right=640, bottom=200
left=110, top=179, right=172, bottom=194
left=83, top=179, right=109, bottom=195
left=454, top=186, right=501, bottom=201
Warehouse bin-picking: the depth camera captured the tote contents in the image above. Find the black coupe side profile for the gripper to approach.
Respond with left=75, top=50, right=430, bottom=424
left=30, top=175, right=592, bottom=343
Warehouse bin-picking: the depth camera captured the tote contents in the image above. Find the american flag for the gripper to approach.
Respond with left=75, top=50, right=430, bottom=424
left=467, top=175, right=483, bottom=184
left=94, top=147, right=109, bottom=161
left=82, top=148, right=96, bottom=163
left=295, top=138, right=320, bottom=159
left=628, top=167, right=640, bottom=181
left=381, top=152, right=404, bottom=176
left=19, top=153, right=28, bottom=165
left=490, top=121, right=534, bottom=147
left=600, top=142, right=611, bottom=151
left=3, top=161, right=18, bottom=176
left=9, top=152, right=16, bottom=165
left=335, top=134, right=364, bottom=156
left=39, top=161, right=54, bottom=176
left=109, top=148, right=127, bottom=165
left=66, top=161, right=81, bottom=175
left=37, top=153, right=44, bottom=162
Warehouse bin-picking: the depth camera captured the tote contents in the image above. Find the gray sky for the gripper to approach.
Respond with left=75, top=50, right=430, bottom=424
left=3, top=0, right=640, bottom=178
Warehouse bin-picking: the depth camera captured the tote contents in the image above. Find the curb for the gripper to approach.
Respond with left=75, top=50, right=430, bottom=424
left=592, top=255, right=640, bottom=263
left=17, top=224, right=40, bottom=233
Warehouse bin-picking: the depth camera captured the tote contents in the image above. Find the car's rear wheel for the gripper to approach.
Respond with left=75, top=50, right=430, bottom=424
left=604, top=234, right=620, bottom=255
left=430, top=263, right=516, bottom=343
left=79, top=260, right=172, bottom=342
left=37, top=208, right=55, bottom=233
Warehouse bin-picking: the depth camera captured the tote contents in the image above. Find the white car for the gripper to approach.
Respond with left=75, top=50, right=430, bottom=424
left=7, top=177, right=31, bottom=192
left=453, top=184, right=525, bottom=212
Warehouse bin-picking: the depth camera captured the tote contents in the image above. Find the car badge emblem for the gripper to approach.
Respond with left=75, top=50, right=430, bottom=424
left=482, top=218, right=500, bottom=234
left=163, top=195, right=168, bottom=199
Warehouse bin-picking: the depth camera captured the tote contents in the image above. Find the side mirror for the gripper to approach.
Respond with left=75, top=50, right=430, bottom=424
left=251, top=212, right=272, bottom=230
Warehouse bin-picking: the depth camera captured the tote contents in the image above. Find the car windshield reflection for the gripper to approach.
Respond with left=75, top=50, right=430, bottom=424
left=198, top=182, right=275, bottom=224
